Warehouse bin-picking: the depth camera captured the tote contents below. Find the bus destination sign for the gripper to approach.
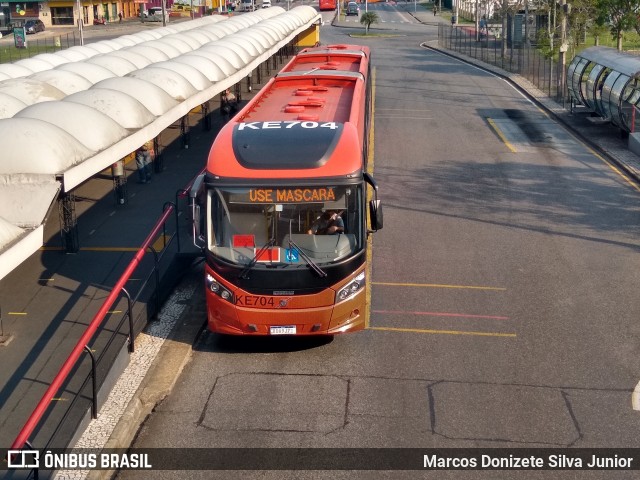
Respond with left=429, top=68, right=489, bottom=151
left=248, top=188, right=336, bottom=203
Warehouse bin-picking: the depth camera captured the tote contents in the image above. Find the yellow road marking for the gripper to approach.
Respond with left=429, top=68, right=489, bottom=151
left=41, top=246, right=139, bottom=252
left=594, top=153, right=640, bottom=193
left=41, top=237, right=172, bottom=252
left=487, top=118, right=517, bottom=153
left=81, top=247, right=139, bottom=252
left=151, top=233, right=170, bottom=252
left=365, top=67, right=376, bottom=329
left=368, top=326, right=516, bottom=337
left=40, top=246, right=168, bottom=252
left=372, top=281, right=506, bottom=291
left=532, top=108, right=640, bottom=193
left=51, top=398, right=68, bottom=401
left=8, top=312, right=27, bottom=315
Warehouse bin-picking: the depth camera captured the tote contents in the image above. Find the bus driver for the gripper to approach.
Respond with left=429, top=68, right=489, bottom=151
left=308, top=210, right=345, bottom=235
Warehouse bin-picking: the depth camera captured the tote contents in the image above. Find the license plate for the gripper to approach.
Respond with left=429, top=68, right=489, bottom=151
left=270, top=325, right=296, bottom=335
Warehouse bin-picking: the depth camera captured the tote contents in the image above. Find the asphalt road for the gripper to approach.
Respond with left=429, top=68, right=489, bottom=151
left=111, top=13, right=638, bottom=480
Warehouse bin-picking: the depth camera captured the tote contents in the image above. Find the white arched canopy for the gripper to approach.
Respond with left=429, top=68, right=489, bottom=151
left=0, top=6, right=322, bottom=281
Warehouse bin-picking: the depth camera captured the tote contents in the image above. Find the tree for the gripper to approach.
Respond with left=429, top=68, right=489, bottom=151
left=595, top=0, right=640, bottom=50
left=567, top=0, right=598, bottom=46
left=360, top=11, right=379, bottom=34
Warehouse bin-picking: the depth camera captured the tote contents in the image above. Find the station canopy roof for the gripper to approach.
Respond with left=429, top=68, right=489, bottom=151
left=0, top=6, right=321, bottom=281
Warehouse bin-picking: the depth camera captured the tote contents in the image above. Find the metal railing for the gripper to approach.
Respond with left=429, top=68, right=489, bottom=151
left=0, top=32, right=80, bottom=63
left=439, top=23, right=568, bottom=101
left=8, top=181, right=199, bottom=478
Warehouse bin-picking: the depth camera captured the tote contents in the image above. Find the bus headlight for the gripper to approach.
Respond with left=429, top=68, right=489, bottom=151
left=336, top=271, right=365, bottom=303
left=206, top=273, right=234, bottom=303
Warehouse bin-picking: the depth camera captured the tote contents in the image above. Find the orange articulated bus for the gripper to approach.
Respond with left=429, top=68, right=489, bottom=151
left=190, top=44, right=383, bottom=336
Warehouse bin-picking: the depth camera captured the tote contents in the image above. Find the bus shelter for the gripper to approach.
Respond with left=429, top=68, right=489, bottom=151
left=567, top=46, right=640, bottom=133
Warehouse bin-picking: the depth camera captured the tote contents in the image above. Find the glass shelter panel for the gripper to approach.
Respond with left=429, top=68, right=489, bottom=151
left=585, top=64, right=605, bottom=113
left=600, top=71, right=621, bottom=121
left=580, top=62, right=595, bottom=106
left=620, top=77, right=640, bottom=132
left=568, top=58, right=589, bottom=106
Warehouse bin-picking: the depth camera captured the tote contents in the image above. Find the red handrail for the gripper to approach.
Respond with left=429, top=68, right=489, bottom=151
left=10, top=205, right=175, bottom=450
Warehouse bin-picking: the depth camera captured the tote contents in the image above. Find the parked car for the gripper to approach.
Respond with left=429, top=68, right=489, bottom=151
left=262, top=0, right=271, bottom=7
left=240, top=0, right=255, bottom=11
left=345, top=1, right=359, bottom=15
left=24, top=19, right=45, bottom=34
left=146, top=7, right=169, bottom=22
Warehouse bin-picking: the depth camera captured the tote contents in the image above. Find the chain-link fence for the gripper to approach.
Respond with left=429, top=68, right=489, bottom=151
left=0, top=32, right=80, bottom=64
left=439, top=23, right=572, bottom=102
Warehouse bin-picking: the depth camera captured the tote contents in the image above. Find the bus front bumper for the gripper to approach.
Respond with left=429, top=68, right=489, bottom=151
left=206, top=289, right=366, bottom=335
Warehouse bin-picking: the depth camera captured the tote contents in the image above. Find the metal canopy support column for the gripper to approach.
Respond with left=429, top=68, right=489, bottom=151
left=111, top=160, right=127, bottom=206
left=202, top=101, right=211, bottom=131
left=180, top=116, right=190, bottom=149
left=153, top=136, right=163, bottom=172
left=59, top=192, right=79, bottom=253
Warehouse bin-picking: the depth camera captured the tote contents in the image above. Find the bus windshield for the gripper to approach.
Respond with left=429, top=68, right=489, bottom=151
left=208, top=185, right=365, bottom=267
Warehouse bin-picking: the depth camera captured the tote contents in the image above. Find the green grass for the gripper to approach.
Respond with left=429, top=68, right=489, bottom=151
left=0, top=33, right=78, bottom=63
left=577, top=31, right=640, bottom=51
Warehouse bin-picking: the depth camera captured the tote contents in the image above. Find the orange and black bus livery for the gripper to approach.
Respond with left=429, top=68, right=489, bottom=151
left=191, top=44, right=382, bottom=336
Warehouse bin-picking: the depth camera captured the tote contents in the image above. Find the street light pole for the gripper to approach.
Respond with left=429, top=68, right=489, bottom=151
left=75, top=0, right=84, bottom=45
left=475, top=0, right=479, bottom=41
left=557, top=0, right=569, bottom=103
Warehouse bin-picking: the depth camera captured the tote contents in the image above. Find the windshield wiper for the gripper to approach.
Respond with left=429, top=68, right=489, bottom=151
left=239, top=238, right=276, bottom=279
left=287, top=219, right=326, bottom=278
left=287, top=239, right=327, bottom=278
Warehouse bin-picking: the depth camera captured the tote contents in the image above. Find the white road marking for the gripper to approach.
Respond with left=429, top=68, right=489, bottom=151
left=632, top=380, right=640, bottom=410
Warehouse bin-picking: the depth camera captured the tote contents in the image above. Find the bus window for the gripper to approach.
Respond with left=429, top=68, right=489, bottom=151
left=209, top=185, right=364, bottom=266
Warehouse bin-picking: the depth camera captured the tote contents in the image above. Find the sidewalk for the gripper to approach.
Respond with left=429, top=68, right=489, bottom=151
left=402, top=3, right=640, bottom=182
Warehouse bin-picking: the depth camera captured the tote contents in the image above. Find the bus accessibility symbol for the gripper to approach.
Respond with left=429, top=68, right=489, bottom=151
left=285, top=248, right=299, bottom=263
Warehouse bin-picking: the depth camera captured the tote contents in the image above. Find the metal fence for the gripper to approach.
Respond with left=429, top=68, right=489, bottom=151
left=0, top=32, right=80, bottom=64
left=439, top=23, right=570, bottom=102
left=10, top=191, right=194, bottom=472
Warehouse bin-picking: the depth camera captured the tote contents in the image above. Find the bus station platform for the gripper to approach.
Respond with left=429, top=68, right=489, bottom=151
left=0, top=97, right=225, bottom=457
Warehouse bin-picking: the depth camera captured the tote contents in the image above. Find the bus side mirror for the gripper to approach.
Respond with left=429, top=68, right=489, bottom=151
left=369, top=199, right=383, bottom=231
left=189, top=174, right=206, bottom=249
left=364, top=172, right=383, bottom=232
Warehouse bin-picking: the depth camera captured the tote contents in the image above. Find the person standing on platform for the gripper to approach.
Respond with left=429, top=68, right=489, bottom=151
left=135, top=144, right=152, bottom=184
left=221, top=88, right=238, bottom=122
